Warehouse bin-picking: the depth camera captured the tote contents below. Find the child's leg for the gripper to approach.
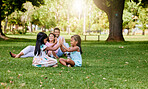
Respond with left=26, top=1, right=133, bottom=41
left=48, top=51, right=52, bottom=56
left=59, top=58, right=67, bottom=66
left=59, top=58, right=75, bottom=67
left=52, top=51, right=59, bottom=59
left=66, top=59, right=75, bottom=67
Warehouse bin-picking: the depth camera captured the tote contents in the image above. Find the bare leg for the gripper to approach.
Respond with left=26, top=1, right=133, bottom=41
left=9, top=52, right=17, bottom=58
left=15, top=52, right=24, bottom=58
left=59, top=58, right=75, bottom=67
left=59, top=58, right=67, bottom=66
left=67, top=59, right=75, bottom=67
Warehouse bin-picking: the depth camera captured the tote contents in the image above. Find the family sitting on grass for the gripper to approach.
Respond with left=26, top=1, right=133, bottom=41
left=9, top=28, right=82, bottom=67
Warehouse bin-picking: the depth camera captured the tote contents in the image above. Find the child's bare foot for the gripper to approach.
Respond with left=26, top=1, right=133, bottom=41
left=52, top=64, right=58, bottom=67
left=9, top=52, right=16, bottom=58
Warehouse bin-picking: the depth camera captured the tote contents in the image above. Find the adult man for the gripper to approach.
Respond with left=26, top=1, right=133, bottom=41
left=53, top=28, right=69, bottom=57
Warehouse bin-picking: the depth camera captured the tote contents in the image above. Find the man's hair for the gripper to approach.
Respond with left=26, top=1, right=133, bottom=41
left=54, top=28, right=60, bottom=32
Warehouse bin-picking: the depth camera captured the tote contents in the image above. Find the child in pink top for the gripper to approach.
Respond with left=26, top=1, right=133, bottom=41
left=45, top=33, right=59, bottom=59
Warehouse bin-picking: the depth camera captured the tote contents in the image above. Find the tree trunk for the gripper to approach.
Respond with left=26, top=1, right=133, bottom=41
left=0, top=12, right=9, bottom=39
left=0, top=25, right=9, bottom=40
left=93, top=0, right=125, bottom=41
left=0, top=27, right=5, bottom=36
left=35, top=25, right=37, bottom=31
left=127, top=29, right=130, bottom=35
left=4, top=17, right=8, bottom=34
left=15, top=24, right=19, bottom=30
left=142, top=30, right=145, bottom=35
left=10, top=24, right=12, bottom=32
left=31, top=23, right=33, bottom=32
left=12, top=24, right=14, bottom=32
left=106, top=9, right=124, bottom=41
left=28, top=22, right=32, bottom=32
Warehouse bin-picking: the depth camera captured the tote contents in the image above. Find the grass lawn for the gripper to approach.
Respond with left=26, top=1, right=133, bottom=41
left=0, top=33, right=148, bottom=88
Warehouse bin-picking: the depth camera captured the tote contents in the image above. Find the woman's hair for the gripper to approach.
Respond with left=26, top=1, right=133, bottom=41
left=71, top=35, right=83, bottom=54
left=34, top=32, right=48, bottom=56
left=47, top=33, right=56, bottom=43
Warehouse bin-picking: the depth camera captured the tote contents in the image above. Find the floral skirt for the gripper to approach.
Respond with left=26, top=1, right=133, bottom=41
left=32, top=56, right=57, bottom=67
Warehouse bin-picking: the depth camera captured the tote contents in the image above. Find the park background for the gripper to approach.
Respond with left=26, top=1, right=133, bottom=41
left=0, top=0, right=148, bottom=88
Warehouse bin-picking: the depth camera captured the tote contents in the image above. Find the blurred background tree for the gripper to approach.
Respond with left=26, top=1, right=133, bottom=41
left=1, top=0, right=148, bottom=40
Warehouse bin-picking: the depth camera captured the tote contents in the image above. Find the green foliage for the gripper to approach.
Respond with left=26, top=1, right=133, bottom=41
left=1, top=0, right=44, bottom=21
left=16, top=29, right=27, bottom=34
left=1, top=0, right=109, bottom=35
left=138, top=7, right=148, bottom=31
left=123, top=1, right=138, bottom=29
left=123, top=9, right=133, bottom=29
left=123, top=0, right=148, bottom=31
left=0, top=36, right=148, bottom=88
left=8, top=11, right=23, bottom=25
left=6, top=29, right=27, bottom=35
left=1, top=0, right=147, bottom=37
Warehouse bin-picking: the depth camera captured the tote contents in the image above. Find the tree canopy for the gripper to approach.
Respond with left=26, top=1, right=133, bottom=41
left=0, top=0, right=148, bottom=40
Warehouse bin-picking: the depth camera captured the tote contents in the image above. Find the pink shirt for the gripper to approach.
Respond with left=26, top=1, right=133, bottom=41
left=45, top=42, right=58, bottom=53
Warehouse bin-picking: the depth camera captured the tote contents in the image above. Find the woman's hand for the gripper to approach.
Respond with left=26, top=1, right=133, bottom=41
left=55, top=37, right=57, bottom=44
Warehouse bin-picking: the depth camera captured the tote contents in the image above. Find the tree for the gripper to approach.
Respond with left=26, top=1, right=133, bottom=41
left=93, top=0, right=148, bottom=41
left=138, top=7, right=148, bottom=35
left=123, top=0, right=138, bottom=35
left=93, top=0, right=125, bottom=41
left=1, top=0, right=44, bottom=39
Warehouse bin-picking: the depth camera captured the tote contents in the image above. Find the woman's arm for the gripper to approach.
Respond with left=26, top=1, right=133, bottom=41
left=62, top=44, right=79, bottom=52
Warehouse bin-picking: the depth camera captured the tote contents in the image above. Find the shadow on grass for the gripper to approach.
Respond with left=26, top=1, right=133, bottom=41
left=0, top=37, right=36, bottom=42
left=82, top=40, right=148, bottom=45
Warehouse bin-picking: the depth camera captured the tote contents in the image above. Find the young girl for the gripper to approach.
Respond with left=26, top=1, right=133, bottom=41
left=32, top=32, right=62, bottom=67
left=59, top=35, right=82, bottom=67
left=45, top=33, right=59, bottom=59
